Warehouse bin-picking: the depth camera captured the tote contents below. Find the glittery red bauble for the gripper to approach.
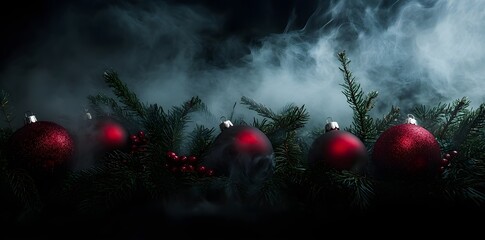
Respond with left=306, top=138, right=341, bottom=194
left=308, top=130, right=367, bottom=170
left=95, top=120, right=128, bottom=150
left=8, top=121, right=74, bottom=171
left=372, top=124, right=442, bottom=179
left=204, top=125, right=274, bottom=183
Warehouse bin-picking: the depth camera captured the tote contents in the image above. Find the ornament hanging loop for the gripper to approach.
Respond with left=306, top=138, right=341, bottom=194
left=24, top=111, right=38, bottom=124
left=325, top=117, right=339, bottom=133
left=405, top=114, right=418, bottom=125
left=219, top=116, right=233, bottom=132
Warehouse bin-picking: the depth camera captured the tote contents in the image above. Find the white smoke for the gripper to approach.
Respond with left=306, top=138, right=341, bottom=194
left=1, top=0, right=484, bottom=131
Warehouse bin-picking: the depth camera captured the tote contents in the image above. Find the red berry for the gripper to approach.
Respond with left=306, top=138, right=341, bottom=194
left=180, top=165, right=188, bottom=173
left=206, top=169, right=215, bottom=176
left=187, top=164, right=195, bottom=172
left=172, top=155, right=179, bottom=161
left=197, top=165, right=206, bottom=173
left=188, top=156, right=197, bottom=163
left=450, top=150, right=458, bottom=157
left=439, top=166, right=445, bottom=173
left=130, top=135, right=138, bottom=141
left=138, top=131, right=145, bottom=138
left=180, top=156, right=188, bottom=163
left=166, top=151, right=176, bottom=158
left=444, top=153, right=451, bottom=160
left=442, top=158, right=450, bottom=167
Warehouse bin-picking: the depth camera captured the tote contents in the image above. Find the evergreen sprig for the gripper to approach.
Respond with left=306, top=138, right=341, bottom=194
left=328, top=170, right=374, bottom=209
left=240, top=96, right=276, bottom=119
left=374, top=106, right=400, bottom=135
left=64, top=152, right=142, bottom=213
left=188, top=125, right=215, bottom=158
left=452, top=103, right=485, bottom=150
left=438, top=97, right=469, bottom=140
left=6, top=169, right=42, bottom=212
left=441, top=157, right=485, bottom=205
left=274, top=131, right=303, bottom=174
left=241, top=97, right=309, bottom=134
left=167, top=97, right=204, bottom=152
left=142, top=97, right=205, bottom=162
left=337, top=51, right=377, bottom=144
left=87, top=94, right=136, bottom=123
left=103, top=70, right=146, bottom=118
left=412, top=102, right=447, bottom=134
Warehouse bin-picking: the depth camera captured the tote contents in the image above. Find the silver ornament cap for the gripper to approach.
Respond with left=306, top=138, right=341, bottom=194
left=325, top=117, right=340, bottom=133
left=404, top=114, right=418, bottom=125
left=24, top=111, right=38, bottom=124
left=84, top=108, right=92, bottom=120
left=219, top=116, right=234, bottom=132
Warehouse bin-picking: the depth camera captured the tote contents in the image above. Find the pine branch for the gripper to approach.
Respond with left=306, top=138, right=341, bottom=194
left=412, top=103, right=447, bottom=134
left=452, top=103, right=485, bottom=150
left=242, top=97, right=309, bottom=135
left=142, top=104, right=171, bottom=161
left=253, top=177, right=284, bottom=207
left=0, top=90, right=13, bottom=129
left=88, top=94, right=126, bottom=117
left=165, top=97, right=203, bottom=152
left=103, top=70, right=146, bottom=118
left=438, top=97, right=470, bottom=139
left=374, top=106, right=400, bottom=134
left=328, top=170, right=374, bottom=209
left=241, top=96, right=277, bottom=120
left=337, top=51, right=376, bottom=144
left=274, top=104, right=310, bottom=132
left=143, top=97, right=203, bottom=154
left=143, top=103, right=165, bottom=142
left=188, top=125, right=215, bottom=158
left=252, top=117, right=270, bottom=133
left=364, top=91, right=378, bottom=112
left=6, top=169, right=42, bottom=212
left=274, top=131, right=303, bottom=174
left=442, top=158, right=485, bottom=205
left=65, top=152, right=141, bottom=213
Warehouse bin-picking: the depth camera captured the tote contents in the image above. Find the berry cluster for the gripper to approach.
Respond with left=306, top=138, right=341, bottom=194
left=440, top=150, right=458, bottom=172
left=165, top=151, right=214, bottom=176
left=130, top=131, right=148, bottom=154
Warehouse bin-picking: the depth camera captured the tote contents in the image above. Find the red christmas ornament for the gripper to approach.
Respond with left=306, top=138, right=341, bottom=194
left=204, top=120, right=274, bottom=183
left=308, top=119, right=367, bottom=170
left=372, top=115, right=442, bottom=180
left=95, top=119, right=128, bottom=151
left=8, top=113, right=74, bottom=172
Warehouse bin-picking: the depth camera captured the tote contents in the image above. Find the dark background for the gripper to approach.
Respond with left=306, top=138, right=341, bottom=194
left=1, top=1, right=484, bottom=237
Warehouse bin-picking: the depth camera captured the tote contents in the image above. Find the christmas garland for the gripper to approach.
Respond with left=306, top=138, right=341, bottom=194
left=0, top=52, right=484, bottom=236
